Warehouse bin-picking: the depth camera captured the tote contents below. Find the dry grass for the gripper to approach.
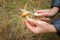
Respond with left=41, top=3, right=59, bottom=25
left=0, top=0, right=60, bottom=40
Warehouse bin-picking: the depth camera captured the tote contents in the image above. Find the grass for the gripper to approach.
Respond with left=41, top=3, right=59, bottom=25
left=0, top=0, right=60, bottom=40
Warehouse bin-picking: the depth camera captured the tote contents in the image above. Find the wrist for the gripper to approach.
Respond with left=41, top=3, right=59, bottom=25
left=49, top=24, right=57, bottom=33
left=49, top=7, right=59, bottom=16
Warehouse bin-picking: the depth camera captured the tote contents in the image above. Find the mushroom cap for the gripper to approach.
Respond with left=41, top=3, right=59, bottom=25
left=21, top=11, right=30, bottom=17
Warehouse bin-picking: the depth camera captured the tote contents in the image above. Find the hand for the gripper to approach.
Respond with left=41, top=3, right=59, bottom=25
left=25, top=18, right=57, bottom=34
left=35, top=9, right=51, bottom=22
left=35, top=9, right=50, bottom=17
left=35, top=7, right=59, bottom=17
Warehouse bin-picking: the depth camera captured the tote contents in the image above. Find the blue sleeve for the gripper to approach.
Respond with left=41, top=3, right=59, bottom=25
left=51, top=0, right=60, bottom=11
left=52, top=18, right=60, bottom=36
left=51, top=0, right=60, bottom=36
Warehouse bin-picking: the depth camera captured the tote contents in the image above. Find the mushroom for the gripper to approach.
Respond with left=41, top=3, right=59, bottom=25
left=21, top=11, right=30, bottom=19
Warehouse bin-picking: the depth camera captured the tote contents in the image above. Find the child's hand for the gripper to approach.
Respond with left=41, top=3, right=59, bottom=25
left=25, top=18, right=57, bottom=34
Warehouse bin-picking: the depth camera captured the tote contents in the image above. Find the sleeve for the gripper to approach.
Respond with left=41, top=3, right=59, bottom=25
left=51, top=0, right=60, bottom=11
left=52, top=18, right=60, bottom=36
left=51, top=0, right=60, bottom=36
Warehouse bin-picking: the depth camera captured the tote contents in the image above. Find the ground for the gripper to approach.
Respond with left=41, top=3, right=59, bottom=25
left=0, top=0, right=60, bottom=40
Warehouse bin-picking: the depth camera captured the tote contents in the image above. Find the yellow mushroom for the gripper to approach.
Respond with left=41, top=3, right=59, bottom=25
left=21, top=11, right=30, bottom=19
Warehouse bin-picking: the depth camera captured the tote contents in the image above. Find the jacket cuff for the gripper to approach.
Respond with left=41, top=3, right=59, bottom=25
left=52, top=18, right=60, bottom=36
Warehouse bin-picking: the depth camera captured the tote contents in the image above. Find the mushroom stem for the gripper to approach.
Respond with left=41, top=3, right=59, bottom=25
left=25, top=16, right=29, bottom=19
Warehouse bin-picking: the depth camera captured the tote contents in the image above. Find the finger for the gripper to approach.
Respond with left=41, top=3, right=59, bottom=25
left=25, top=18, right=36, bottom=26
left=25, top=20, right=35, bottom=31
left=39, top=17, right=51, bottom=22
left=27, top=18, right=42, bottom=26
left=36, top=9, right=50, bottom=13
left=25, top=20, right=42, bottom=33
left=35, top=10, right=50, bottom=16
left=27, top=18, right=38, bottom=25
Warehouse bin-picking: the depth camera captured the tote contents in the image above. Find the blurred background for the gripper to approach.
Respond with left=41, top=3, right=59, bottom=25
left=0, top=0, right=60, bottom=40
